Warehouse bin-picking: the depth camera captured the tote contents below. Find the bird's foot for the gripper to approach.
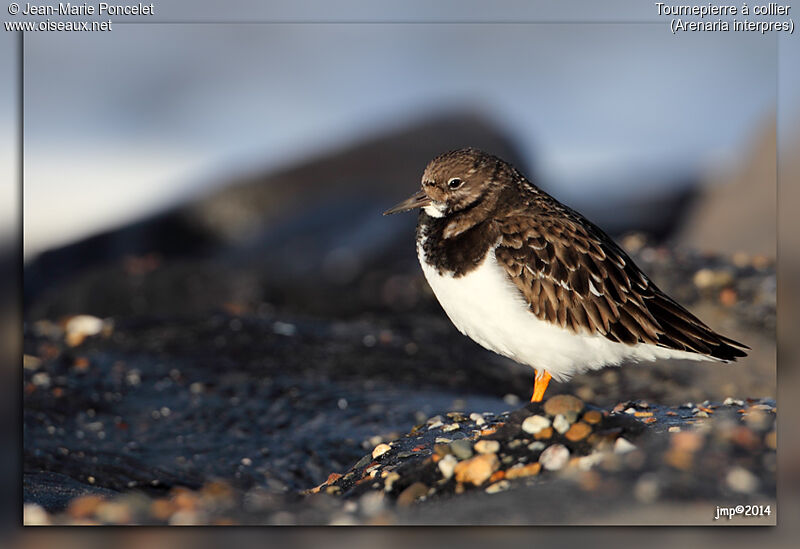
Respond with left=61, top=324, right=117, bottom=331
left=530, top=370, right=552, bottom=402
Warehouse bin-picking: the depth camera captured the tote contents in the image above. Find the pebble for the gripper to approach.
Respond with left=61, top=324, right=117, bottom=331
left=469, top=412, right=486, bottom=426
left=693, top=268, right=733, bottom=289
left=543, top=395, right=584, bottom=416
left=521, top=415, right=551, bottom=434
left=427, top=421, right=444, bottom=430
left=539, top=444, right=570, bottom=471
left=358, top=492, right=385, bottom=517
left=438, top=454, right=458, bottom=479
left=23, top=504, right=51, bottom=525
left=723, top=397, right=745, bottom=406
left=383, top=472, right=400, bottom=492
left=534, top=427, right=553, bottom=440
left=565, top=422, right=592, bottom=442
left=65, top=315, right=106, bottom=347
left=634, top=474, right=660, bottom=503
left=613, top=438, right=637, bottom=454
left=454, top=453, right=499, bottom=486
left=505, top=462, right=542, bottom=479
left=442, top=423, right=460, bottom=432
left=396, top=482, right=428, bottom=506
left=473, top=440, right=500, bottom=454
left=582, top=410, right=602, bottom=424
left=372, top=444, right=391, bottom=459
left=450, top=439, right=474, bottom=460
left=485, top=480, right=510, bottom=494
left=575, top=453, right=605, bottom=471
left=726, top=467, right=759, bottom=494
left=668, top=426, right=681, bottom=433
left=434, top=437, right=452, bottom=444
left=527, top=441, right=545, bottom=451
left=552, top=415, right=570, bottom=435
left=433, top=443, right=452, bottom=457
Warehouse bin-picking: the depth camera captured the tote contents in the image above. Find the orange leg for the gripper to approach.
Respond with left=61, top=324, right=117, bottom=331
left=530, top=370, right=552, bottom=402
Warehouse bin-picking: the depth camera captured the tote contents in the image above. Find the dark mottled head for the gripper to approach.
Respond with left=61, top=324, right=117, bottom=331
left=383, top=148, right=517, bottom=219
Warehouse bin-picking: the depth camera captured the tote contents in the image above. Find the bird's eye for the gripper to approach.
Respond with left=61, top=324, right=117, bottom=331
left=448, top=178, right=463, bottom=189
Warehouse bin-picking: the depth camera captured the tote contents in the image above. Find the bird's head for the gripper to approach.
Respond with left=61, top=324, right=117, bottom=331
left=383, top=148, right=510, bottom=218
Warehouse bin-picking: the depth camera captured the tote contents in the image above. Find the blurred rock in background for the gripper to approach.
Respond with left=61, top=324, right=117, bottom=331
left=677, top=116, right=776, bottom=258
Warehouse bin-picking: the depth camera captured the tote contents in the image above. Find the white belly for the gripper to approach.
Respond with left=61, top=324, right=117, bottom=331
left=417, top=244, right=711, bottom=381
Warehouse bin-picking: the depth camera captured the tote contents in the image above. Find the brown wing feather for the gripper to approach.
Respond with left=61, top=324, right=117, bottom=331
left=494, top=195, right=748, bottom=361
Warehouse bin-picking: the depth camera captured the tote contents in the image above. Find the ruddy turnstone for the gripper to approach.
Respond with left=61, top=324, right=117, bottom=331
left=384, top=148, right=747, bottom=402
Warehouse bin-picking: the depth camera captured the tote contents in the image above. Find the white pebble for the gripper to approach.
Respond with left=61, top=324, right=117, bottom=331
left=372, top=443, right=391, bottom=459
left=23, top=504, right=50, bottom=525
left=474, top=440, right=500, bottom=454
left=521, top=415, right=551, bottom=434
left=442, top=423, right=460, bottom=432
left=552, top=414, right=570, bottom=434
left=539, top=444, right=570, bottom=471
left=485, top=480, right=510, bottom=494
left=438, top=454, right=458, bottom=479
left=469, top=412, right=486, bottom=426
left=614, top=438, right=637, bottom=454
left=726, top=467, right=759, bottom=493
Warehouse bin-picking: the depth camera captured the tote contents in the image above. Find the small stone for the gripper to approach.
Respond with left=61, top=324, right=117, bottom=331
left=433, top=443, right=452, bottom=457
left=397, top=482, right=428, bottom=506
left=726, top=467, right=759, bottom=494
left=693, top=268, right=734, bottom=289
left=634, top=474, right=660, bottom=503
left=614, top=438, right=637, bottom=454
left=521, top=415, right=551, bottom=434
left=564, top=410, right=578, bottom=424
left=383, top=472, right=400, bottom=492
left=543, top=394, right=584, bottom=416
left=67, top=495, right=105, bottom=518
left=438, top=454, right=458, bottom=479
left=507, top=439, right=525, bottom=449
left=372, top=443, right=391, bottom=459
left=31, top=372, right=51, bottom=388
left=565, top=421, right=592, bottom=441
left=427, top=420, right=443, bottom=430
left=469, top=412, right=486, bottom=426
left=534, top=427, right=553, bottom=440
left=582, top=410, right=602, bottom=424
left=552, top=414, right=570, bottom=434
left=23, top=504, right=50, bottom=525
left=527, top=441, right=545, bottom=451
left=454, top=453, right=500, bottom=486
left=539, top=444, right=570, bottom=471
left=723, top=397, right=744, bottom=407
left=575, top=453, right=605, bottom=471
left=485, top=480, right=511, bottom=494
left=442, top=423, right=460, bottom=432
left=668, top=426, right=681, bottom=433
left=505, top=462, right=542, bottom=479
left=434, top=437, right=452, bottom=444
left=474, top=440, right=500, bottom=454
left=450, top=439, right=473, bottom=460
left=65, top=315, right=106, bottom=347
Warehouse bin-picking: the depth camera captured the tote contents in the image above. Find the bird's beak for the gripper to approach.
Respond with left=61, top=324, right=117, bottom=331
left=383, top=189, right=432, bottom=215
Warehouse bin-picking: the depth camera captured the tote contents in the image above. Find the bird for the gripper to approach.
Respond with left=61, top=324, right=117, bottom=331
left=383, top=148, right=748, bottom=402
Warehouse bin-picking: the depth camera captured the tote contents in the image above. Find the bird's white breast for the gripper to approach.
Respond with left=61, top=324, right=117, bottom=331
left=417, top=242, right=711, bottom=381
